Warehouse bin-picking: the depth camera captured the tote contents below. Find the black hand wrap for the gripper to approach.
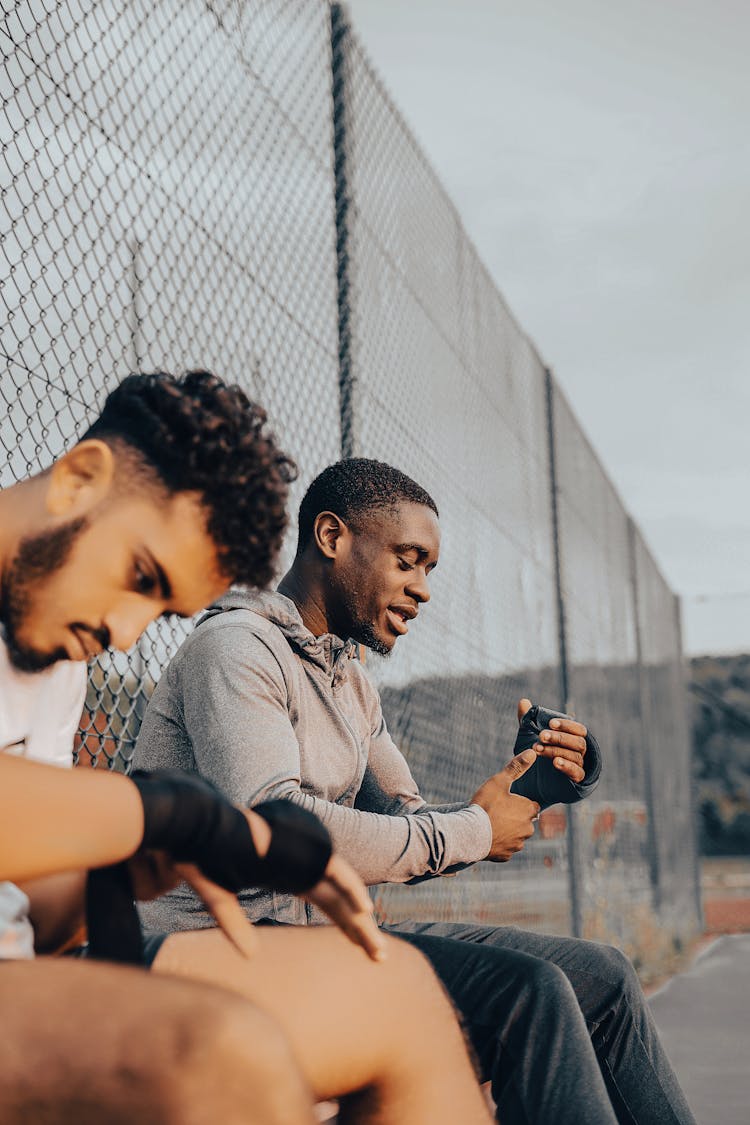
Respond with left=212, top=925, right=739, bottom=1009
left=131, top=769, right=331, bottom=894
left=86, top=862, right=144, bottom=965
left=253, top=799, right=332, bottom=893
left=510, top=704, right=602, bottom=809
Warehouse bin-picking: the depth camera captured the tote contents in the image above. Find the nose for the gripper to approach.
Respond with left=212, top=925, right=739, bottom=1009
left=104, top=595, right=163, bottom=652
left=407, top=568, right=431, bottom=604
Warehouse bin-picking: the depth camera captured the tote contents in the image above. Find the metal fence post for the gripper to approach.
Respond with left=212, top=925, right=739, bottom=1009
left=129, top=237, right=144, bottom=372
left=545, top=368, right=584, bottom=937
left=330, top=2, right=356, bottom=459
left=628, top=516, right=663, bottom=913
left=674, top=594, right=705, bottom=931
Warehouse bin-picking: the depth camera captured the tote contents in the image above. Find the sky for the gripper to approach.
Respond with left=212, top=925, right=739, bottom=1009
left=347, top=0, right=750, bottom=655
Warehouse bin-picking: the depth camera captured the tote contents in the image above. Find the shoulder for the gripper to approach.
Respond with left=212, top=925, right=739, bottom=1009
left=174, top=609, right=296, bottom=679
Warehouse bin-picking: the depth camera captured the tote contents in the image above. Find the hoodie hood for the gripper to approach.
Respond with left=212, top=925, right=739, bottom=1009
left=197, top=587, right=357, bottom=684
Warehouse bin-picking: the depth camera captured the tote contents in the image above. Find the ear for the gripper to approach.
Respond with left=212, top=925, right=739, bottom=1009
left=45, top=440, right=116, bottom=518
left=313, top=511, right=350, bottom=561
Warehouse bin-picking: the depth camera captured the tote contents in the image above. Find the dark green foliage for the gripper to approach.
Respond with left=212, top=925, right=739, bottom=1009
left=690, top=654, right=750, bottom=855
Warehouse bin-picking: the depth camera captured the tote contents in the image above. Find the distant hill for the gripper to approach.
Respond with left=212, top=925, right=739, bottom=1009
left=690, top=653, right=750, bottom=855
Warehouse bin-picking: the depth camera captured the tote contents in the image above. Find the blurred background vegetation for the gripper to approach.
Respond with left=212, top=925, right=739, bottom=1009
left=690, top=654, right=750, bottom=856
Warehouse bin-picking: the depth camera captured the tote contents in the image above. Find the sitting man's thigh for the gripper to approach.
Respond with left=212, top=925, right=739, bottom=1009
left=385, top=920, right=639, bottom=1020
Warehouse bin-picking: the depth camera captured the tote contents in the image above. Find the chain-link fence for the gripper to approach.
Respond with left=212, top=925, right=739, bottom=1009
left=1, top=0, right=702, bottom=967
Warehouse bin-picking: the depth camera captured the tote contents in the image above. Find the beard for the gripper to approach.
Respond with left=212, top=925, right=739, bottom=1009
left=349, top=619, right=393, bottom=658
left=0, top=518, right=87, bottom=672
left=335, top=579, right=394, bottom=658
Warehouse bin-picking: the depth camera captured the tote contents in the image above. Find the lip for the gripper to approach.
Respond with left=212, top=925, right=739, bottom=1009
left=386, top=606, right=416, bottom=636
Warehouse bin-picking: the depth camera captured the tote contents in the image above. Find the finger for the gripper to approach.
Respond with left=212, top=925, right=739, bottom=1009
left=501, top=749, right=537, bottom=786
left=307, top=882, right=386, bottom=962
left=534, top=744, right=584, bottom=769
left=340, top=910, right=387, bottom=962
left=552, top=757, right=586, bottom=783
left=323, top=855, right=375, bottom=916
left=539, top=730, right=587, bottom=754
left=176, top=863, right=258, bottom=960
left=517, top=697, right=533, bottom=724
left=548, top=716, right=587, bottom=737
left=541, top=730, right=587, bottom=753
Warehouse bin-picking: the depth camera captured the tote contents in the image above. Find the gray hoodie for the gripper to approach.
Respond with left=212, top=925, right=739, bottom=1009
left=135, top=588, right=492, bottom=932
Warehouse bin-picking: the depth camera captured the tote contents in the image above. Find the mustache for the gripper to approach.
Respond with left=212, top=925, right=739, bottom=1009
left=71, top=622, right=111, bottom=652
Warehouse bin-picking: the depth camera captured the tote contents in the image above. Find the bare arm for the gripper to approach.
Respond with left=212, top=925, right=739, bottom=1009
left=0, top=755, right=144, bottom=882
left=2, top=756, right=383, bottom=962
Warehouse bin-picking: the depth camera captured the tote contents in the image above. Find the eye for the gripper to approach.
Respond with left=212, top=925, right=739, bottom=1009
left=398, top=558, right=415, bottom=571
left=133, top=560, right=157, bottom=596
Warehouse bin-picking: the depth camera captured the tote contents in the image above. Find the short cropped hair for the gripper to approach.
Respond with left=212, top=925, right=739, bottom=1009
left=82, top=370, right=296, bottom=587
left=296, top=458, right=438, bottom=552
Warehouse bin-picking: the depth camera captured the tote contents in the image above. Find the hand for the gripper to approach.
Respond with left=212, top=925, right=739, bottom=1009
left=518, top=697, right=587, bottom=783
left=470, top=750, right=541, bottom=861
left=303, top=852, right=387, bottom=963
left=128, top=849, right=258, bottom=959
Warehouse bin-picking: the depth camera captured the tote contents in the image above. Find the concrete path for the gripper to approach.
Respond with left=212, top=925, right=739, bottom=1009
left=649, top=934, right=750, bottom=1125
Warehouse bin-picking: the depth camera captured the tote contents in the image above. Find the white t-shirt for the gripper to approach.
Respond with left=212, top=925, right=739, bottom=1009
left=0, top=632, right=87, bottom=958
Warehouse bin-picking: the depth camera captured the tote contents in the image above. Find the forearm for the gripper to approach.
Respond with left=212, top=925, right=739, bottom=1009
left=0, top=757, right=144, bottom=882
left=270, top=785, right=491, bottom=884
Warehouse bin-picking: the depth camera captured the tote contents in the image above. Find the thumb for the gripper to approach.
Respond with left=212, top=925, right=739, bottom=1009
left=517, top=697, right=533, bottom=724
left=502, top=748, right=537, bottom=786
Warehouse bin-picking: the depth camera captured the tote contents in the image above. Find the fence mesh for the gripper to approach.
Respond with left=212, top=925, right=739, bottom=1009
left=1, top=0, right=701, bottom=962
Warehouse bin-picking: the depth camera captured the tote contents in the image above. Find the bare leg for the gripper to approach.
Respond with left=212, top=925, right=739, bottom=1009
left=0, top=958, right=315, bottom=1125
left=153, top=926, right=491, bottom=1124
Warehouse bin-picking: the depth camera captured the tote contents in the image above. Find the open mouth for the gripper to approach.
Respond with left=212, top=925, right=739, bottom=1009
left=385, top=606, right=415, bottom=636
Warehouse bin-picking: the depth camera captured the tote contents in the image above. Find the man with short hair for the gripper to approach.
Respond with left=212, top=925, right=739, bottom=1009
left=137, top=456, right=697, bottom=1125
left=2, top=395, right=490, bottom=1125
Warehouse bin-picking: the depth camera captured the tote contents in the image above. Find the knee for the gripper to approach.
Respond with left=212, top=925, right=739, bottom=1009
left=160, top=993, right=311, bottom=1123
left=382, top=927, right=440, bottom=990
left=187, top=993, right=300, bottom=1079
left=589, top=943, right=644, bottom=1006
left=524, top=958, right=579, bottom=1012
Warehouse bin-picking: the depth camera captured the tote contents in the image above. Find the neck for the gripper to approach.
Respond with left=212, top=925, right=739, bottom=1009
left=278, top=561, right=332, bottom=638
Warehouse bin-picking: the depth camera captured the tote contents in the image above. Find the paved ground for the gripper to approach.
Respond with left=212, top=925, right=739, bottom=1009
left=649, top=933, right=750, bottom=1125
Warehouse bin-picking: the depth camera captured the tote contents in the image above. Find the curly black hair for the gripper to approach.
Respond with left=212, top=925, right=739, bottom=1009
left=82, top=371, right=296, bottom=587
left=296, top=458, right=438, bottom=553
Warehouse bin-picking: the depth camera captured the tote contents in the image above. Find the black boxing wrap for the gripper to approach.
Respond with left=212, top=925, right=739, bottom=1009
left=131, top=770, right=331, bottom=894
left=86, top=861, right=144, bottom=965
left=131, top=768, right=259, bottom=892
left=510, top=704, right=602, bottom=809
left=252, top=799, right=332, bottom=894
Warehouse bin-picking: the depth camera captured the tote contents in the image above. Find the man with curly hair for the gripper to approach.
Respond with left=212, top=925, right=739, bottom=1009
left=1, top=383, right=491, bottom=1125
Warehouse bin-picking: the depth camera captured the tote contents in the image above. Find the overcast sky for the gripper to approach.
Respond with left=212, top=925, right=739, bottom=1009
left=347, top=0, right=750, bottom=655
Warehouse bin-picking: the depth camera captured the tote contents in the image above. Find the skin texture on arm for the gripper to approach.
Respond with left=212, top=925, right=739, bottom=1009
left=0, top=756, right=144, bottom=882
